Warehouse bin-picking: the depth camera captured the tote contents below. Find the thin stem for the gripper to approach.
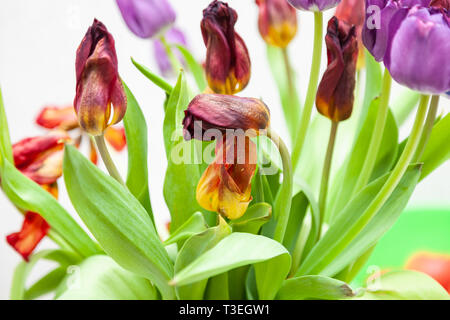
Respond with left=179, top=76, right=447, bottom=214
left=291, top=11, right=323, bottom=171
left=414, top=95, right=440, bottom=161
left=160, top=36, right=183, bottom=74
left=281, top=47, right=298, bottom=141
left=267, top=128, right=293, bottom=243
left=94, top=134, right=126, bottom=186
left=352, top=70, right=392, bottom=194
left=318, top=121, right=339, bottom=239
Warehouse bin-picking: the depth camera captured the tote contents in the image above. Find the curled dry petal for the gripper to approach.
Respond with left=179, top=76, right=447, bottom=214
left=316, top=16, right=358, bottom=121
left=183, top=94, right=270, bottom=140
left=74, top=19, right=127, bottom=136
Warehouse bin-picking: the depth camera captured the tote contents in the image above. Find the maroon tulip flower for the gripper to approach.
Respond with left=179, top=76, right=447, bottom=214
left=255, top=0, right=298, bottom=48
left=201, top=1, right=251, bottom=94
left=316, top=16, right=358, bottom=122
left=74, top=19, right=127, bottom=136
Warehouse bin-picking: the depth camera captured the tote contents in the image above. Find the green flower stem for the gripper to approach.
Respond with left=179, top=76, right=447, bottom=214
left=414, top=95, right=440, bottom=161
left=281, top=47, right=297, bottom=141
left=321, top=95, right=429, bottom=268
left=160, top=36, right=183, bottom=74
left=94, top=134, right=126, bottom=186
left=352, top=70, right=392, bottom=194
left=291, top=11, right=323, bottom=171
left=318, top=120, right=339, bottom=239
left=267, top=128, right=293, bottom=244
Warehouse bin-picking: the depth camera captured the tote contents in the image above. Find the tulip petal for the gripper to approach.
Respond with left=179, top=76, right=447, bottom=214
left=105, top=126, right=127, bottom=151
left=35, top=106, right=78, bottom=130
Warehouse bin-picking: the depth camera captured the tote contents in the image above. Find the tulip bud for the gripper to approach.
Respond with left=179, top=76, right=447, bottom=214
left=6, top=212, right=50, bottom=261
left=183, top=94, right=270, bottom=140
left=255, top=0, right=298, bottom=48
left=197, top=135, right=257, bottom=219
left=13, top=131, right=71, bottom=185
left=201, top=1, right=251, bottom=94
left=116, top=0, right=176, bottom=38
left=316, top=17, right=358, bottom=122
left=74, top=19, right=127, bottom=136
left=36, top=105, right=78, bottom=131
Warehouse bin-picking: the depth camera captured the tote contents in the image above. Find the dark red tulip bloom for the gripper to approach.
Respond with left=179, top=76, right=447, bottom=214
left=74, top=19, right=127, bottom=136
left=183, top=94, right=270, bottom=140
left=6, top=212, right=50, bottom=261
left=13, top=131, right=71, bottom=185
left=316, top=17, right=358, bottom=122
left=255, top=0, right=298, bottom=48
left=201, top=1, right=251, bottom=94
left=197, top=135, right=257, bottom=219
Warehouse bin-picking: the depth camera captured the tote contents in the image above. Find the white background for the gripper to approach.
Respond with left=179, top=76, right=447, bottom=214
left=0, top=0, right=448, bottom=299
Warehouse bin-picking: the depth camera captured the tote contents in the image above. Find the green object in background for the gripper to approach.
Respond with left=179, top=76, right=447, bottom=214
left=354, top=208, right=450, bottom=286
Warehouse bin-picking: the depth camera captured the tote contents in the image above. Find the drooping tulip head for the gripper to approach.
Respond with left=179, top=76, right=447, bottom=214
left=74, top=19, right=127, bottom=136
left=152, top=27, right=188, bottom=77
left=196, top=135, right=257, bottom=219
left=116, top=0, right=176, bottom=38
left=13, top=131, right=71, bottom=185
left=255, top=0, right=298, bottom=48
left=201, top=1, right=251, bottom=94
left=316, top=16, right=358, bottom=122
left=6, top=212, right=50, bottom=261
left=384, top=6, right=450, bottom=94
left=182, top=94, right=270, bottom=141
left=287, top=0, right=342, bottom=11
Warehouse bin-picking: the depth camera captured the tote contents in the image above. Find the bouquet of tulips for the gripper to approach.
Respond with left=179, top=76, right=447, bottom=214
left=1, top=0, right=449, bottom=301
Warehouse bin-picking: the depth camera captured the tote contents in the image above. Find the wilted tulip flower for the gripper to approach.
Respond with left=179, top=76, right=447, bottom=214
left=196, top=135, right=257, bottom=219
left=287, top=0, right=342, bottom=11
left=116, top=0, right=176, bottom=38
left=182, top=94, right=270, bottom=140
left=6, top=212, right=50, bottom=261
left=152, top=27, right=188, bottom=77
left=316, top=17, right=358, bottom=121
left=74, top=19, right=127, bottom=136
left=362, top=0, right=430, bottom=62
left=255, top=0, right=298, bottom=48
left=201, top=1, right=251, bottom=94
left=13, top=131, right=71, bottom=185
left=384, top=6, right=450, bottom=94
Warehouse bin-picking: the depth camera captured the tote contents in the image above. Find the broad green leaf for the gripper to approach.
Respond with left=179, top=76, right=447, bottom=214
left=0, top=159, right=101, bottom=258
left=10, top=250, right=80, bottom=300
left=122, top=82, right=153, bottom=219
left=174, top=217, right=231, bottom=300
left=230, top=202, right=272, bottom=234
left=131, top=57, right=172, bottom=94
left=276, top=275, right=354, bottom=300
left=298, top=165, right=421, bottom=277
left=57, top=255, right=157, bottom=300
left=356, top=270, right=449, bottom=300
left=327, top=99, right=399, bottom=223
left=420, top=113, right=450, bottom=180
left=175, top=44, right=207, bottom=92
left=63, top=146, right=175, bottom=299
left=205, top=272, right=229, bottom=300
left=282, top=192, right=309, bottom=253
left=164, top=212, right=208, bottom=246
left=163, top=72, right=205, bottom=230
left=25, top=267, right=67, bottom=300
left=266, top=45, right=301, bottom=143
left=172, top=233, right=291, bottom=300
left=0, top=86, right=13, bottom=165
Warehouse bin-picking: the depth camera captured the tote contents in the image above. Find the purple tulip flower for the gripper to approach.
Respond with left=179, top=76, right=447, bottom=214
left=385, top=6, right=450, bottom=94
left=287, top=0, right=342, bottom=11
left=116, top=0, right=176, bottom=38
left=362, top=0, right=430, bottom=61
left=152, top=27, right=187, bottom=77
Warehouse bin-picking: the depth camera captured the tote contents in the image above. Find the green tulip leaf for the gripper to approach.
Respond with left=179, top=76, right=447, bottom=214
left=276, top=275, right=355, bottom=300
left=131, top=57, right=172, bottom=94
left=24, top=267, right=67, bottom=300
left=175, top=44, right=207, bottom=92
left=56, top=255, right=157, bottom=300
left=122, top=81, right=153, bottom=219
left=230, top=202, right=272, bottom=234
left=172, top=232, right=291, bottom=300
left=63, top=145, right=175, bottom=299
left=164, top=212, right=208, bottom=246
left=0, top=86, right=13, bottom=166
